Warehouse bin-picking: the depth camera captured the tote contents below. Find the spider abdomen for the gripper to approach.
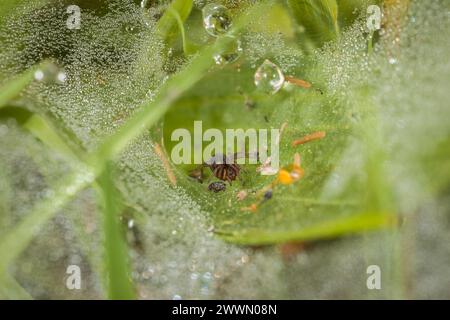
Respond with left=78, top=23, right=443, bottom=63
left=211, top=163, right=240, bottom=183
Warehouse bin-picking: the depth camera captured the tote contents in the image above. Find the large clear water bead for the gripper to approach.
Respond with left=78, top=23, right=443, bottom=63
left=202, top=4, right=232, bottom=37
left=254, top=59, right=285, bottom=94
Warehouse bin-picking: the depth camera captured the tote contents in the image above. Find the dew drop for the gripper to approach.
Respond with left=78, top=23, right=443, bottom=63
left=190, top=272, right=199, bottom=280
left=213, top=37, right=242, bottom=65
left=254, top=59, right=285, bottom=94
left=388, top=57, right=398, bottom=65
left=34, top=63, right=67, bottom=84
left=56, top=71, right=67, bottom=83
left=202, top=272, right=212, bottom=281
left=202, top=4, right=232, bottom=37
left=34, top=70, right=44, bottom=81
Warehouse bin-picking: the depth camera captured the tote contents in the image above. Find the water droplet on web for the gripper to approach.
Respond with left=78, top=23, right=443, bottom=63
left=190, top=272, right=199, bottom=280
left=213, top=37, right=242, bottom=65
left=34, top=70, right=44, bottom=81
left=202, top=4, right=232, bottom=37
left=34, top=63, right=66, bottom=84
left=146, top=90, right=156, bottom=101
left=254, top=59, right=285, bottom=94
left=56, top=71, right=67, bottom=83
left=200, top=286, right=210, bottom=296
left=202, top=272, right=212, bottom=281
left=125, top=25, right=135, bottom=33
left=389, top=57, right=398, bottom=65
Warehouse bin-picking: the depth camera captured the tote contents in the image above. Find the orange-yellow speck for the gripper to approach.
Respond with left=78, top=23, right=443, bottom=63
left=278, top=169, right=293, bottom=185
left=241, top=203, right=258, bottom=213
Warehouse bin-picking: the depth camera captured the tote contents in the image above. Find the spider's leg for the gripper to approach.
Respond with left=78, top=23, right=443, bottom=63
left=213, top=166, right=221, bottom=180
left=200, top=163, right=209, bottom=179
left=233, top=151, right=260, bottom=165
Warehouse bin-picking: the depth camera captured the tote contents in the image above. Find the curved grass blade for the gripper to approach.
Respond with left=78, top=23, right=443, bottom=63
left=167, top=6, right=200, bottom=55
left=156, top=0, right=193, bottom=42
left=287, top=0, right=340, bottom=47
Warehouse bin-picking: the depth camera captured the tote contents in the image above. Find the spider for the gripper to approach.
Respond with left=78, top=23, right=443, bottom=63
left=189, top=152, right=259, bottom=186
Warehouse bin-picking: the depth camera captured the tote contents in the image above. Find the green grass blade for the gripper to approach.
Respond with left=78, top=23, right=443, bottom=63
left=0, top=106, right=87, bottom=162
left=167, top=7, right=200, bottom=55
left=156, top=0, right=193, bottom=41
left=0, top=169, right=94, bottom=275
left=97, top=163, right=135, bottom=300
left=0, top=67, right=36, bottom=109
left=0, top=274, right=33, bottom=300
left=23, top=115, right=79, bottom=160
left=287, top=0, right=340, bottom=46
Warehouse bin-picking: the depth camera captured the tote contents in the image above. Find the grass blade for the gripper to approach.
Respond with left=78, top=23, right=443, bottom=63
left=167, top=6, right=200, bottom=55
left=287, top=0, right=340, bottom=46
left=156, top=0, right=193, bottom=41
left=97, top=163, right=135, bottom=300
left=0, top=274, right=33, bottom=300
left=23, top=114, right=80, bottom=160
left=0, top=67, right=36, bottom=109
left=0, top=169, right=94, bottom=275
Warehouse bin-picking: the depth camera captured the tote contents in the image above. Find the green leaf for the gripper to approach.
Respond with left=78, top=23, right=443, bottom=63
left=163, top=66, right=396, bottom=245
left=218, top=212, right=394, bottom=245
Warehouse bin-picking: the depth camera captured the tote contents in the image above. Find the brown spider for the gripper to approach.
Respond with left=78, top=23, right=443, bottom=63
left=190, top=152, right=258, bottom=185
